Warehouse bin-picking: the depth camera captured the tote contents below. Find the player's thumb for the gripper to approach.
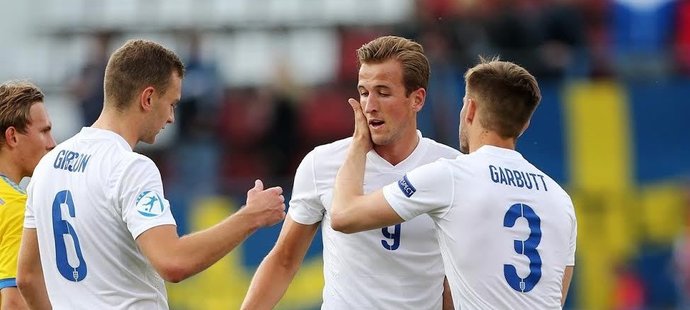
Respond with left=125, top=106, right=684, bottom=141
left=254, top=179, right=264, bottom=191
left=348, top=98, right=360, bottom=112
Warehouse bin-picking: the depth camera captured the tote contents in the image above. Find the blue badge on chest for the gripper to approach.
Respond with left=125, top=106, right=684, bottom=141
left=397, top=175, right=416, bottom=198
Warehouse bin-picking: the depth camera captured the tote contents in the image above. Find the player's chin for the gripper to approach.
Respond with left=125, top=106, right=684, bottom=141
left=141, top=135, right=157, bottom=145
left=371, top=133, right=391, bottom=146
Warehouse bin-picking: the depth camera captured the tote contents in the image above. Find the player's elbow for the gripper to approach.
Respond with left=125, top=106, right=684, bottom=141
left=330, top=213, right=357, bottom=234
left=158, top=268, right=187, bottom=283
left=16, top=272, right=35, bottom=297
left=156, top=261, right=194, bottom=283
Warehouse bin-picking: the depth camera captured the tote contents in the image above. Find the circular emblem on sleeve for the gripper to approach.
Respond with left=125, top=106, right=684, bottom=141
left=135, top=191, right=165, bottom=218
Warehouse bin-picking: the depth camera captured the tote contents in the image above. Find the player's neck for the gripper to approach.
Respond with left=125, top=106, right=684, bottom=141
left=469, top=130, right=516, bottom=153
left=0, top=154, right=23, bottom=185
left=92, top=108, right=140, bottom=149
left=373, top=132, right=420, bottom=166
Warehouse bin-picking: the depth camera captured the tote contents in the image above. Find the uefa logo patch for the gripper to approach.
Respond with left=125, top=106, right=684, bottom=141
left=135, top=191, right=165, bottom=218
left=397, top=175, right=417, bottom=198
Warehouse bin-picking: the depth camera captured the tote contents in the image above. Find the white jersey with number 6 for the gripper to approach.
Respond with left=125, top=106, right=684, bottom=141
left=383, top=145, right=577, bottom=309
left=289, top=131, right=459, bottom=309
left=24, top=127, right=176, bottom=309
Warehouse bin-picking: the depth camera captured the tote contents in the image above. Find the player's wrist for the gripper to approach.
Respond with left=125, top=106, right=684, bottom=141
left=349, top=140, right=371, bottom=154
left=233, top=206, right=264, bottom=231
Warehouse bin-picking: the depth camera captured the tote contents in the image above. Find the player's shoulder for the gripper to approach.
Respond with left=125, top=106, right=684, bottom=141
left=120, top=152, right=159, bottom=174
left=523, top=162, right=575, bottom=213
left=312, top=136, right=352, bottom=157
left=304, top=137, right=351, bottom=166
left=420, top=137, right=461, bottom=159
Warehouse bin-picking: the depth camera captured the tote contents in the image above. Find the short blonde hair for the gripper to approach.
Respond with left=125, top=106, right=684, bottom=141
left=0, top=80, right=44, bottom=146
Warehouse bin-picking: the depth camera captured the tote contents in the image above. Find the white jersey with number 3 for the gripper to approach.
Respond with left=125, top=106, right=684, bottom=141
left=383, top=145, right=577, bottom=309
left=289, top=132, right=459, bottom=309
left=24, top=127, right=176, bottom=309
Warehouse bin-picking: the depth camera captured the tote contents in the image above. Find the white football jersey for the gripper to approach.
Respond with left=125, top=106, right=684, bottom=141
left=289, top=131, right=459, bottom=309
left=383, top=145, right=577, bottom=309
left=24, top=127, right=176, bottom=309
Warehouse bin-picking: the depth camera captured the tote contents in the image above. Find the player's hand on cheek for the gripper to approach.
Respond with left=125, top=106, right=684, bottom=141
left=348, top=98, right=373, bottom=152
left=242, top=179, right=286, bottom=227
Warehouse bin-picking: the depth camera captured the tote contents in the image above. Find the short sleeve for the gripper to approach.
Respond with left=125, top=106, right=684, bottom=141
left=118, top=157, right=176, bottom=240
left=287, top=151, right=325, bottom=225
left=23, top=179, right=36, bottom=229
left=567, top=205, right=577, bottom=266
left=382, top=160, right=454, bottom=221
left=0, top=197, right=25, bottom=284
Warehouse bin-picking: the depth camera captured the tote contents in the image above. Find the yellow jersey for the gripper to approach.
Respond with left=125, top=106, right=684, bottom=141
left=0, top=175, right=26, bottom=289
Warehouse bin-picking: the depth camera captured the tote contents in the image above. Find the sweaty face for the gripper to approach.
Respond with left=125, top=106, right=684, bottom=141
left=141, top=73, right=181, bottom=144
left=358, top=59, right=418, bottom=147
left=17, top=102, right=56, bottom=177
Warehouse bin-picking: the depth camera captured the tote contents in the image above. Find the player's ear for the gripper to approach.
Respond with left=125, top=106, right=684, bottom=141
left=4, top=126, right=18, bottom=148
left=518, top=119, right=530, bottom=138
left=140, top=87, right=155, bottom=111
left=465, top=97, right=476, bottom=125
left=411, top=87, right=425, bottom=112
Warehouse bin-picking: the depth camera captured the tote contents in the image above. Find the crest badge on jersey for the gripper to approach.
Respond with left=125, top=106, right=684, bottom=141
left=135, top=191, right=166, bottom=218
left=397, top=175, right=416, bottom=198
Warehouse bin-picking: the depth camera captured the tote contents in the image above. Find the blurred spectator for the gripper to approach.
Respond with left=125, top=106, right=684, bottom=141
left=217, top=86, right=274, bottom=183
left=68, top=32, right=111, bottom=126
left=613, top=263, right=646, bottom=310
left=297, top=82, right=353, bottom=151
left=483, top=0, right=544, bottom=77
left=611, top=0, right=677, bottom=79
left=674, top=0, right=690, bottom=75
left=538, top=0, right=587, bottom=80
left=177, top=32, right=223, bottom=140
left=580, top=0, right=616, bottom=78
left=336, top=27, right=386, bottom=84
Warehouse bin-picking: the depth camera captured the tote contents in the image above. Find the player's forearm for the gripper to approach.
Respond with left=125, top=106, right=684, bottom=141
left=16, top=276, right=51, bottom=310
left=168, top=212, right=260, bottom=282
left=1, top=288, right=30, bottom=310
left=561, top=266, right=574, bottom=306
left=241, top=253, right=300, bottom=310
left=331, top=143, right=368, bottom=230
left=442, top=276, right=454, bottom=310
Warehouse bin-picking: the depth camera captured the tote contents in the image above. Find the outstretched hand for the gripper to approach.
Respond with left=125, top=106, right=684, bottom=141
left=348, top=98, right=373, bottom=152
left=243, top=179, right=286, bottom=228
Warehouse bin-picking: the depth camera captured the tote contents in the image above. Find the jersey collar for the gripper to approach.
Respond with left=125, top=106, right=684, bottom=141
left=366, top=130, right=428, bottom=171
left=474, top=145, right=524, bottom=159
left=80, top=127, right=133, bottom=151
left=0, top=174, right=25, bottom=194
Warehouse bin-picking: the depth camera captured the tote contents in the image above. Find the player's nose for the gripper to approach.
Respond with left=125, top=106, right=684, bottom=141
left=47, top=134, right=56, bottom=151
left=363, top=97, right=378, bottom=113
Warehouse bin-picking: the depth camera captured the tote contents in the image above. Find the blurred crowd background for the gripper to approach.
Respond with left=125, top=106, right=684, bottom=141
left=2, top=0, right=690, bottom=309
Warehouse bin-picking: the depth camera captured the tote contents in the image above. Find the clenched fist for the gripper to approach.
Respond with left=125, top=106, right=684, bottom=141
left=241, top=179, right=286, bottom=228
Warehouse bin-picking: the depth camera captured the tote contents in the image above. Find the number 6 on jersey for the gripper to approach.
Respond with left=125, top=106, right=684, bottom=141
left=52, top=190, right=88, bottom=281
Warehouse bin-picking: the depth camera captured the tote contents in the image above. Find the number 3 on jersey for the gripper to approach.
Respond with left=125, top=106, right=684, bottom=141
left=503, top=203, right=542, bottom=293
left=52, top=190, right=88, bottom=281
